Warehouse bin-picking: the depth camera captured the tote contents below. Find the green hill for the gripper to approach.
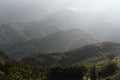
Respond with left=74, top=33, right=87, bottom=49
left=1, top=43, right=120, bottom=80
left=21, top=42, right=120, bottom=67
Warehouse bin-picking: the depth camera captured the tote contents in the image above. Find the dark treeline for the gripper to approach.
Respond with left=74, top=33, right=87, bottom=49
left=0, top=51, right=119, bottom=80
left=0, top=60, right=118, bottom=80
left=47, top=63, right=118, bottom=80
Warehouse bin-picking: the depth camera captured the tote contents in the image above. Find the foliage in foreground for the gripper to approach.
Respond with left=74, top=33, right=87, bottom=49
left=0, top=51, right=120, bottom=80
left=0, top=60, right=119, bottom=80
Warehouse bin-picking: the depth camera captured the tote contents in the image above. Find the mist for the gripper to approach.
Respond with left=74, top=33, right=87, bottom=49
left=0, top=0, right=120, bottom=42
left=0, top=0, right=71, bottom=23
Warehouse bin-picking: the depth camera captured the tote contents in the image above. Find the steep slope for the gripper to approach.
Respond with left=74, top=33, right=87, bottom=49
left=0, top=24, right=28, bottom=43
left=37, top=29, right=95, bottom=52
left=11, top=22, right=60, bottom=38
left=0, top=24, right=43, bottom=53
left=21, top=42, right=120, bottom=67
left=0, top=22, right=60, bottom=57
left=0, top=22, right=60, bottom=44
left=4, top=29, right=95, bottom=58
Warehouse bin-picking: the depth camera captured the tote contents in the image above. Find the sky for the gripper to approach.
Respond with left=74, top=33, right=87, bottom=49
left=0, top=0, right=119, bottom=23
left=0, top=0, right=111, bottom=14
left=0, top=0, right=118, bottom=23
left=0, top=0, right=71, bottom=22
left=0, top=0, right=120, bottom=41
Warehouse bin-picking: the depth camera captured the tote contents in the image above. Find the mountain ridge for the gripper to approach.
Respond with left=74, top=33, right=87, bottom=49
left=21, top=42, right=120, bottom=67
left=0, top=28, right=95, bottom=58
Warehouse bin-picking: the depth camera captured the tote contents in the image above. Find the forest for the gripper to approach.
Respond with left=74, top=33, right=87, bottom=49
left=0, top=50, right=120, bottom=80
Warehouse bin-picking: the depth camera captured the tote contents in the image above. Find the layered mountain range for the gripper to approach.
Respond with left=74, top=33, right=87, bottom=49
left=0, top=5, right=120, bottom=60
left=0, top=23, right=95, bottom=58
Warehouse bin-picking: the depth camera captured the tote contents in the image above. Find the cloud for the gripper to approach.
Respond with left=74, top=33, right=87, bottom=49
left=66, top=7, right=79, bottom=12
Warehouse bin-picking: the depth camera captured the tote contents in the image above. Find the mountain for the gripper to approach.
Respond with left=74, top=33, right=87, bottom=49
left=37, top=29, right=95, bottom=52
left=32, top=9, right=120, bottom=43
left=0, top=22, right=59, bottom=44
left=21, top=42, right=120, bottom=67
left=0, top=22, right=60, bottom=58
left=0, top=24, right=28, bottom=43
left=3, top=29, right=95, bottom=58
left=1, top=2, right=120, bottom=43
left=0, top=22, right=60, bottom=43
left=1, top=5, right=120, bottom=43
left=11, top=22, right=60, bottom=37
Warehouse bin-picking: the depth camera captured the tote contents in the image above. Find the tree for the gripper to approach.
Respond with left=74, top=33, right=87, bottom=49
left=89, top=66, right=97, bottom=80
left=48, top=64, right=86, bottom=80
left=98, top=62, right=118, bottom=78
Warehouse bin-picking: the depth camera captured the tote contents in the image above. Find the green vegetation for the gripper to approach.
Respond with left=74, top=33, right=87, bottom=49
left=0, top=51, right=120, bottom=80
left=0, top=56, right=119, bottom=80
left=48, top=64, right=87, bottom=80
left=22, top=42, right=120, bottom=67
left=1, top=42, right=120, bottom=80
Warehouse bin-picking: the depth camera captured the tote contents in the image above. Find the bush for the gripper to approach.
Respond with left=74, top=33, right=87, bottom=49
left=98, top=63, right=118, bottom=78
left=48, top=64, right=86, bottom=80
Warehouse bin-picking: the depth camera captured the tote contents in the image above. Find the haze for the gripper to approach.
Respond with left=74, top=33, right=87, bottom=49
left=0, top=0, right=120, bottom=41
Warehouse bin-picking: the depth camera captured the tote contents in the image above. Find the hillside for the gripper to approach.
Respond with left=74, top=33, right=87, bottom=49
left=0, top=23, right=60, bottom=43
left=0, top=23, right=60, bottom=57
left=5, top=29, right=95, bottom=58
left=36, top=29, right=95, bottom=52
left=0, top=24, right=28, bottom=43
left=21, top=42, right=120, bottom=67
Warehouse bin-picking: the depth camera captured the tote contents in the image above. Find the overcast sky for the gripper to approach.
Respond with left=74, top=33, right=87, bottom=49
left=0, top=0, right=120, bottom=38
left=0, top=0, right=119, bottom=23
left=0, top=0, right=119, bottom=21
left=1, top=0, right=120, bottom=41
left=0, top=0, right=112, bottom=15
